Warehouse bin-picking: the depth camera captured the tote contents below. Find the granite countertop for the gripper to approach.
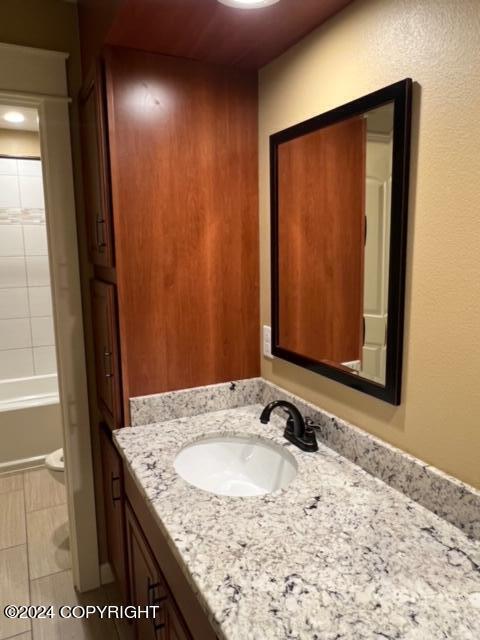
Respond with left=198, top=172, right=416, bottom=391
left=114, top=404, right=480, bottom=640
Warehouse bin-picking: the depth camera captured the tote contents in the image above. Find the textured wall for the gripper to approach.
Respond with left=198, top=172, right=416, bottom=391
left=259, top=0, right=480, bottom=488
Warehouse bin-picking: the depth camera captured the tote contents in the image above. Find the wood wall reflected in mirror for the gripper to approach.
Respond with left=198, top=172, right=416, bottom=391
left=270, top=80, right=412, bottom=405
left=278, top=115, right=365, bottom=365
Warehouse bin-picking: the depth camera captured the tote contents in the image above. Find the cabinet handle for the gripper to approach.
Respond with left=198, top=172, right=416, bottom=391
left=111, top=473, right=121, bottom=503
left=95, top=216, right=107, bottom=252
left=103, top=349, right=113, bottom=379
left=147, top=579, right=161, bottom=594
left=147, top=578, right=167, bottom=637
left=147, top=579, right=167, bottom=602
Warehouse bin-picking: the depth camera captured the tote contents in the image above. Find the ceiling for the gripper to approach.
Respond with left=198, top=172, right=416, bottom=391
left=0, top=106, right=39, bottom=132
left=106, top=0, right=353, bottom=70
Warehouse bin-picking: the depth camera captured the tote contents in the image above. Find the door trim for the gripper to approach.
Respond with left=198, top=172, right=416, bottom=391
left=0, top=42, right=100, bottom=591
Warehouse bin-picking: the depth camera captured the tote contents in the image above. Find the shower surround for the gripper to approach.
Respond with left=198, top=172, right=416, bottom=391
left=0, top=156, right=61, bottom=469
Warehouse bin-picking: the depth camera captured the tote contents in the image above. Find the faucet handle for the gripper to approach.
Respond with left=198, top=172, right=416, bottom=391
left=305, top=417, right=322, bottom=431
left=303, top=425, right=317, bottom=448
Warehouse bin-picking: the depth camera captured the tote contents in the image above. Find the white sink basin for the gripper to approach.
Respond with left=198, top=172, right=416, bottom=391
left=174, top=435, right=297, bottom=497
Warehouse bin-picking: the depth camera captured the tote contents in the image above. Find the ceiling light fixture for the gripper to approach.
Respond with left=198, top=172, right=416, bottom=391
left=3, top=111, right=25, bottom=124
left=218, top=0, right=280, bottom=9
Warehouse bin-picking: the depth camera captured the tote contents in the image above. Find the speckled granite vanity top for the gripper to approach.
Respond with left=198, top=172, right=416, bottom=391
left=114, top=394, right=480, bottom=640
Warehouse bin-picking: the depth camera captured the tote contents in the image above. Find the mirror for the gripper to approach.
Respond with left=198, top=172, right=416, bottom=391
left=270, top=80, right=412, bottom=405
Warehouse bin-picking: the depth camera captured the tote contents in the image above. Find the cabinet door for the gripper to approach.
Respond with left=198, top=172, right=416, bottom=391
left=100, top=427, right=128, bottom=601
left=80, top=64, right=114, bottom=267
left=126, top=504, right=168, bottom=640
left=166, top=601, right=192, bottom=640
left=91, top=279, right=122, bottom=429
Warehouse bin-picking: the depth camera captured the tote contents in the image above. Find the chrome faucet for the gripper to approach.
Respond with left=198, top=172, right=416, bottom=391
left=260, top=400, right=318, bottom=452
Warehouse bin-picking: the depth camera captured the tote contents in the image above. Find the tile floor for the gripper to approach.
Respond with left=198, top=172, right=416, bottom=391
left=0, top=468, right=125, bottom=640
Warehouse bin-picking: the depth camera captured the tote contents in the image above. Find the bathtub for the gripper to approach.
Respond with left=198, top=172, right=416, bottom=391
left=0, top=374, right=63, bottom=470
left=0, top=374, right=60, bottom=412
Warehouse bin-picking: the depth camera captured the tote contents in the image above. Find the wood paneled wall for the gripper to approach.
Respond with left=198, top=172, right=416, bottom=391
left=105, top=47, right=260, bottom=398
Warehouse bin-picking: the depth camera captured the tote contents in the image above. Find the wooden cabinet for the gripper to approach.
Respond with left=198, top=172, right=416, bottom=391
left=97, top=432, right=213, bottom=640
left=165, top=601, right=191, bottom=640
left=91, top=279, right=122, bottom=429
left=126, top=503, right=192, bottom=640
left=100, top=427, right=128, bottom=601
left=78, top=46, right=258, bottom=630
left=80, top=47, right=259, bottom=426
left=79, top=64, right=115, bottom=268
left=124, top=465, right=215, bottom=640
left=104, top=47, right=259, bottom=398
left=126, top=504, right=168, bottom=639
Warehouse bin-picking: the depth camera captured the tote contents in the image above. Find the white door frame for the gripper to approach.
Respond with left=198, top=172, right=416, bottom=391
left=0, top=43, right=100, bottom=591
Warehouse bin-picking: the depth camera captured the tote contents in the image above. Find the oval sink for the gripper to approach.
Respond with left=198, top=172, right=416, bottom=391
left=174, top=435, right=297, bottom=497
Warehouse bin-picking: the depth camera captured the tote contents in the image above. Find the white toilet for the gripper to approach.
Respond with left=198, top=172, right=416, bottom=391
left=45, top=448, right=65, bottom=485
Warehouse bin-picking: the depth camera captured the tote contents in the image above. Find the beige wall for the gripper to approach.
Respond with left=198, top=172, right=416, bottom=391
left=0, top=0, right=81, bottom=93
left=0, top=128, right=40, bottom=157
left=259, top=0, right=480, bottom=488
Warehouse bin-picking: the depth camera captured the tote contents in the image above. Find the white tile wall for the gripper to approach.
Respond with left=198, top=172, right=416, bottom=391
left=19, top=176, right=44, bottom=209
left=18, top=159, right=42, bottom=177
left=31, top=317, right=54, bottom=347
left=0, top=289, right=29, bottom=319
left=0, top=257, right=27, bottom=288
left=23, top=225, right=48, bottom=256
left=33, top=346, right=57, bottom=375
left=0, top=175, right=21, bottom=208
left=28, top=287, right=52, bottom=317
left=0, top=348, right=34, bottom=379
left=0, top=226, right=24, bottom=256
left=26, top=256, right=50, bottom=287
left=0, top=318, right=32, bottom=350
left=0, top=158, right=56, bottom=382
left=0, top=158, right=17, bottom=175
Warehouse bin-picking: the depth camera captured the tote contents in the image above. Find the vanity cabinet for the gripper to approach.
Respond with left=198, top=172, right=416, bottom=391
left=79, top=64, right=115, bottom=268
left=91, top=279, right=122, bottom=429
left=123, top=456, right=217, bottom=640
left=165, top=602, right=191, bottom=640
left=99, top=427, right=216, bottom=638
left=100, top=428, right=129, bottom=602
left=126, top=504, right=192, bottom=640
left=125, top=504, right=168, bottom=639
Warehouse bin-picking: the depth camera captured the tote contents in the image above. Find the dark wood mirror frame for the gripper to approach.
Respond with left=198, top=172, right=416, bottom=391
left=270, top=79, right=412, bottom=405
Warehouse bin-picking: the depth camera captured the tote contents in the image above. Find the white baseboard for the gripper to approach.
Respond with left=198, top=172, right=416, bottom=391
left=100, top=562, right=115, bottom=585
left=0, top=455, right=46, bottom=474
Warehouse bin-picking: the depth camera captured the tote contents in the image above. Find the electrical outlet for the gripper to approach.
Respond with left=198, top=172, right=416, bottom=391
left=263, top=325, right=273, bottom=359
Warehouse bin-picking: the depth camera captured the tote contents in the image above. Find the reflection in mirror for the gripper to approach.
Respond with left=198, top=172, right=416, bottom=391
left=277, top=103, right=394, bottom=384
left=271, top=79, right=412, bottom=404
left=277, top=114, right=366, bottom=369
left=362, top=103, right=393, bottom=383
